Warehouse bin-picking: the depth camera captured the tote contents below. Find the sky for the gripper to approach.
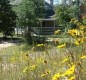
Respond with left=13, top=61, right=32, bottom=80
left=45, top=0, right=61, bottom=4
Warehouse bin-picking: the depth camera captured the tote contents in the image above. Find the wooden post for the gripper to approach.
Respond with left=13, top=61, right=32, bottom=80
left=54, top=20, right=55, bottom=31
left=40, top=20, right=42, bottom=27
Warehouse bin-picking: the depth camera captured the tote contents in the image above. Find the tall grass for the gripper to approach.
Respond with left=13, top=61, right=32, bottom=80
left=0, top=23, right=86, bottom=80
left=0, top=38, right=86, bottom=80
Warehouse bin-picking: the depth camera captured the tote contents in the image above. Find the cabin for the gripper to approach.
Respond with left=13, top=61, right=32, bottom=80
left=38, top=0, right=56, bottom=35
left=39, top=0, right=55, bottom=27
left=11, top=0, right=56, bottom=35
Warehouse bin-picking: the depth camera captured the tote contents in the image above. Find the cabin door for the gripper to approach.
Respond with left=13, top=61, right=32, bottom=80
left=42, top=21, right=54, bottom=27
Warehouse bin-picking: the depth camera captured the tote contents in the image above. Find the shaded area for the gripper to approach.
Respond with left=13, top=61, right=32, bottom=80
left=0, top=37, right=22, bottom=44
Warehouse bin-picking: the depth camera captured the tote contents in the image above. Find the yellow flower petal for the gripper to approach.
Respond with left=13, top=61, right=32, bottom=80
left=57, top=43, right=66, bottom=48
left=23, top=66, right=28, bottom=73
left=81, top=55, right=86, bottom=59
left=69, top=75, right=75, bottom=80
left=74, top=38, right=84, bottom=45
left=52, top=73, right=61, bottom=80
left=63, top=65, right=75, bottom=76
left=61, top=58, right=69, bottom=63
left=54, top=30, right=61, bottom=35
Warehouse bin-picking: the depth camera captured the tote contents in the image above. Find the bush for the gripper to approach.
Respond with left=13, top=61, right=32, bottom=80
left=32, top=36, right=46, bottom=44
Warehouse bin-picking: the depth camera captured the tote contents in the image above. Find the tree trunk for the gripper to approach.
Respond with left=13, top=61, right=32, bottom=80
left=24, top=27, right=33, bottom=45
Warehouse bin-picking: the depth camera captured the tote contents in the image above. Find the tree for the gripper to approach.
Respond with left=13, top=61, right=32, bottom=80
left=54, top=0, right=84, bottom=27
left=0, top=0, right=16, bottom=37
left=55, top=4, right=71, bottom=27
left=14, top=0, right=45, bottom=44
left=15, top=0, right=45, bottom=26
left=80, top=0, right=86, bottom=15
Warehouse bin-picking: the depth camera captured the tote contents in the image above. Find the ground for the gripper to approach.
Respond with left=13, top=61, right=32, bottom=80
left=0, top=41, right=15, bottom=50
left=0, top=37, right=22, bottom=50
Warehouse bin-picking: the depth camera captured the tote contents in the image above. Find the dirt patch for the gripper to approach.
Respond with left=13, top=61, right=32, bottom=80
left=0, top=42, right=16, bottom=51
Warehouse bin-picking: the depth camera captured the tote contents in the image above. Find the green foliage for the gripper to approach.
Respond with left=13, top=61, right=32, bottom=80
left=54, top=5, right=71, bottom=27
left=0, top=0, right=16, bottom=37
left=82, top=16, right=86, bottom=25
left=13, top=0, right=45, bottom=45
left=54, top=2, right=82, bottom=27
left=69, top=5, right=79, bottom=18
left=14, top=0, right=45, bottom=28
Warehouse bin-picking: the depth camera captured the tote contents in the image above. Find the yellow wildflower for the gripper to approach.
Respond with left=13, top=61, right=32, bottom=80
left=41, top=70, right=51, bottom=77
left=54, top=30, right=61, bottom=35
left=22, top=53, right=29, bottom=61
left=68, top=29, right=79, bottom=37
left=76, top=22, right=81, bottom=26
left=46, top=70, right=51, bottom=74
left=52, top=73, right=61, bottom=80
left=79, top=25, right=85, bottom=30
left=74, top=38, right=84, bottom=45
left=23, top=66, right=28, bottom=73
left=61, top=58, right=69, bottom=63
left=30, top=64, right=37, bottom=71
left=69, top=75, right=75, bottom=80
left=41, top=73, right=47, bottom=77
left=79, top=30, right=84, bottom=36
left=81, top=55, right=86, bottom=59
left=63, top=65, right=75, bottom=76
left=23, top=64, right=37, bottom=73
left=74, top=20, right=78, bottom=24
left=57, top=43, right=66, bottom=48
left=37, top=57, right=44, bottom=64
left=37, top=44, right=44, bottom=47
left=10, top=57, right=17, bottom=63
left=70, top=18, right=76, bottom=22
left=52, top=65, right=75, bottom=80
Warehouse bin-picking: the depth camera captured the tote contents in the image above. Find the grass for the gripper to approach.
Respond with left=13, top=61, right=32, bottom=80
left=0, top=45, right=23, bottom=80
left=0, top=37, right=86, bottom=80
left=0, top=26, right=86, bottom=80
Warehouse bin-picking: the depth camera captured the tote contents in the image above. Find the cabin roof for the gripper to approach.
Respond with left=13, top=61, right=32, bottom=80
left=44, top=1, right=55, bottom=18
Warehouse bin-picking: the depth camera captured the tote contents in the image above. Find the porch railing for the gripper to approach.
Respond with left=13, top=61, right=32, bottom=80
left=31, top=26, right=65, bottom=35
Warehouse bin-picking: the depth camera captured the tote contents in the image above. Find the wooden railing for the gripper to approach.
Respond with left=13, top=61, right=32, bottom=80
left=31, top=26, right=65, bottom=35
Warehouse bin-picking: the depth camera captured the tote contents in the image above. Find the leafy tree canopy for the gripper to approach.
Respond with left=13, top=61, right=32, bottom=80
left=13, top=0, right=45, bottom=44
left=14, top=0, right=45, bottom=28
left=0, top=0, right=16, bottom=37
left=54, top=5, right=71, bottom=26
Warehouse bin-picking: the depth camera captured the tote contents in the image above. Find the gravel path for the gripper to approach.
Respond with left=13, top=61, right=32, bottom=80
left=0, top=42, right=16, bottom=50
